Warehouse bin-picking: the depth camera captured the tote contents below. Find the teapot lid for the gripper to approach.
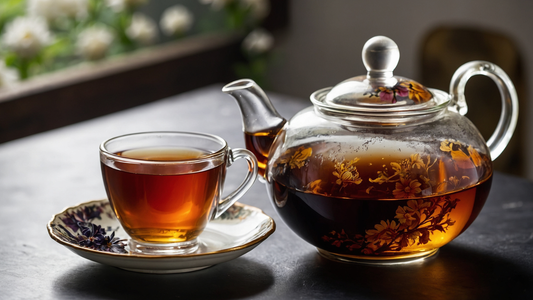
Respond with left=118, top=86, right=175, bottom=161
left=311, top=36, right=450, bottom=116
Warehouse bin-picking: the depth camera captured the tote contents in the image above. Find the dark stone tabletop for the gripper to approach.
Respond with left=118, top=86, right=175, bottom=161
left=1, top=85, right=532, bottom=299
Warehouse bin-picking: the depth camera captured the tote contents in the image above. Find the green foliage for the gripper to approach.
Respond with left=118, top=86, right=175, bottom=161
left=234, top=56, right=269, bottom=87
left=0, top=0, right=25, bottom=33
left=0, top=0, right=274, bottom=87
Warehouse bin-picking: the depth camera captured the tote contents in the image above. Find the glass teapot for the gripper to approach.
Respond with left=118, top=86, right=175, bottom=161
left=222, top=36, right=518, bottom=264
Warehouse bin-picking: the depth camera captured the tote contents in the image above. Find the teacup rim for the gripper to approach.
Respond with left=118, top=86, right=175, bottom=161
left=99, top=131, right=228, bottom=164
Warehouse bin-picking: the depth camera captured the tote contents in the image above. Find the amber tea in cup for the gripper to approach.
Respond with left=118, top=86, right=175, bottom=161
left=103, top=148, right=221, bottom=243
left=100, top=132, right=258, bottom=255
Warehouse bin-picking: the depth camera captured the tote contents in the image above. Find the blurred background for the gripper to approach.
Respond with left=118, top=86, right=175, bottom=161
left=263, top=0, right=531, bottom=181
left=1, top=0, right=532, bottom=180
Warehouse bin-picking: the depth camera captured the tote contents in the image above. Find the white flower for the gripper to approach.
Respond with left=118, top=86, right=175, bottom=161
left=160, top=5, right=194, bottom=37
left=126, top=13, right=158, bottom=45
left=56, top=0, right=89, bottom=20
left=242, top=28, right=273, bottom=55
left=105, top=0, right=148, bottom=13
left=240, top=0, right=270, bottom=20
left=76, top=25, right=114, bottom=60
left=200, top=0, right=269, bottom=19
left=28, top=0, right=89, bottom=23
left=0, top=61, right=19, bottom=89
left=199, top=0, right=233, bottom=10
left=27, top=0, right=60, bottom=22
left=1, top=16, right=53, bottom=59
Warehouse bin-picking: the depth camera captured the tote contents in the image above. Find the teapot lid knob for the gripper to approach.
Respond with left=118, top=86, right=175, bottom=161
left=314, top=35, right=437, bottom=112
left=362, top=36, right=399, bottom=80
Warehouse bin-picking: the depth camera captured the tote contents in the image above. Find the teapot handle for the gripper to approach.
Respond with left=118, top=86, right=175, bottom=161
left=449, top=61, right=519, bottom=160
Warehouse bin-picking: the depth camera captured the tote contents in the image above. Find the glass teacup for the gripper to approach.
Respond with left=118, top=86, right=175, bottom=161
left=99, top=131, right=258, bottom=255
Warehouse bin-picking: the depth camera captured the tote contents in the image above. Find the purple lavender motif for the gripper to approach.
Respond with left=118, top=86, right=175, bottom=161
left=56, top=204, right=127, bottom=253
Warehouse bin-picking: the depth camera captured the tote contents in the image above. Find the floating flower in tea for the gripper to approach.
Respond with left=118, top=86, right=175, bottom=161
left=393, top=178, right=422, bottom=199
left=333, top=158, right=363, bottom=188
left=277, top=146, right=312, bottom=170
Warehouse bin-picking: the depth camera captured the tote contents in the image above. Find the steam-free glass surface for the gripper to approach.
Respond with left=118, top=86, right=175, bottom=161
left=100, top=131, right=258, bottom=255
left=223, top=36, right=518, bottom=264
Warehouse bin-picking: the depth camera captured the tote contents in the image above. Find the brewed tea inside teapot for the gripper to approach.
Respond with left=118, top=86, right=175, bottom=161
left=223, top=36, right=518, bottom=264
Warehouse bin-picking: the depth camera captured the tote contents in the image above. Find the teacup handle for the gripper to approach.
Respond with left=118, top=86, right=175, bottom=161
left=449, top=61, right=519, bottom=160
left=214, top=148, right=258, bottom=219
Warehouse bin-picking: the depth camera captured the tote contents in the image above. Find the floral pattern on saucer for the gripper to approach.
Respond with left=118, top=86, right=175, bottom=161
left=215, top=204, right=252, bottom=222
left=52, top=202, right=127, bottom=253
left=47, top=199, right=275, bottom=273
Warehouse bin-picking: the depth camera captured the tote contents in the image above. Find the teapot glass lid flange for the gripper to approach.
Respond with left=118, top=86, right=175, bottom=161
left=311, top=36, right=450, bottom=114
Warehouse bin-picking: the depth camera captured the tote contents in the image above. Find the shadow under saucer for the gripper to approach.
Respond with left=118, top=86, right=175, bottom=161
left=53, top=256, right=274, bottom=300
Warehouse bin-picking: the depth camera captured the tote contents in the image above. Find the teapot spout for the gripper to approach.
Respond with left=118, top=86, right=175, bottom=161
left=223, top=79, right=286, bottom=178
left=222, top=79, right=286, bottom=135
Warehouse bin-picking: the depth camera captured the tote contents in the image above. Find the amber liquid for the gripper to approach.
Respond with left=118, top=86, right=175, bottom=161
left=101, top=147, right=223, bottom=244
left=268, top=146, right=492, bottom=259
left=245, top=131, right=279, bottom=178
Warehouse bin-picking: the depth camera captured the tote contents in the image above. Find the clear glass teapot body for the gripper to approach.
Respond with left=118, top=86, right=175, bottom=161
left=223, top=36, right=518, bottom=263
left=264, top=100, right=492, bottom=262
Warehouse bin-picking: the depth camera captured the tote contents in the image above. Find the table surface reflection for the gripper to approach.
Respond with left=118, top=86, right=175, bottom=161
left=1, top=85, right=532, bottom=299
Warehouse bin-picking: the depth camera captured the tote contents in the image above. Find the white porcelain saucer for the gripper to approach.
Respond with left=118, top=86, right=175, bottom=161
left=47, top=199, right=275, bottom=274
